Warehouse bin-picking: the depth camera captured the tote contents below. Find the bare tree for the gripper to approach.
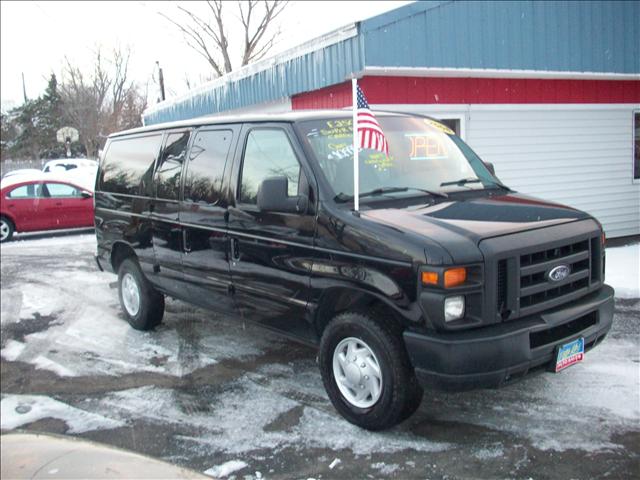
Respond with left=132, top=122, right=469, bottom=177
left=59, top=47, right=147, bottom=157
left=162, top=1, right=288, bottom=78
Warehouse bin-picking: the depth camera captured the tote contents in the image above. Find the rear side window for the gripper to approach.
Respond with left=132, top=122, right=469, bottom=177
left=156, top=131, right=190, bottom=200
left=184, top=129, right=233, bottom=205
left=100, top=134, right=162, bottom=196
left=239, top=129, right=300, bottom=204
left=7, top=184, right=43, bottom=198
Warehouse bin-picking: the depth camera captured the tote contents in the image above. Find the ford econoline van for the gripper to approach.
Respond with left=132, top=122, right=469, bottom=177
left=94, top=111, right=613, bottom=430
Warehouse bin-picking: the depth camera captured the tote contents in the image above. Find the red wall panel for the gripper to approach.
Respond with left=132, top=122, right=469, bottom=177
left=291, top=76, right=640, bottom=109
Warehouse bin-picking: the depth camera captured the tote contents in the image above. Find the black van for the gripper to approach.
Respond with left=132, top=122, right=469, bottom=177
left=94, top=111, right=614, bottom=430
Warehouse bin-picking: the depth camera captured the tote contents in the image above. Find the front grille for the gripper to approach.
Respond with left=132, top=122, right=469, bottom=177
left=497, top=259, right=507, bottom=312
left=519, top=238, right=594, bottom=316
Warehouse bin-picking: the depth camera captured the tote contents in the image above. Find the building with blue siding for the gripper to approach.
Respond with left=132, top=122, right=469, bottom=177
left=143, top=1, right=639, bottom=238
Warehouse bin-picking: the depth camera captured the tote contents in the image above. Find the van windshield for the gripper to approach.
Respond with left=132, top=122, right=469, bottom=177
left=297, top=116, right=500, bottom=202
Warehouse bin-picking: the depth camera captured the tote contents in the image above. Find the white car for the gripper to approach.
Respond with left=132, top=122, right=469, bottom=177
left=1, top=168, right=43, bottom=180
left=41, top=159, right=98, bottom=190
left=42, top=158, right=97, bottom=173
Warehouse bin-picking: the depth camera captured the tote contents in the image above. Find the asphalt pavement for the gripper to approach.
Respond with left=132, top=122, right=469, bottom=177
left=1, top=232, right=638, bottom=479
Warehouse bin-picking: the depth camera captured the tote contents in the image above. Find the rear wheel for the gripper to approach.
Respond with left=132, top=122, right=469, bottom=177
left=0, top=217, right=14, bottom=243
left=319, top=312, right=423, bottom=430
left=117, top=258, right=164, bottom=330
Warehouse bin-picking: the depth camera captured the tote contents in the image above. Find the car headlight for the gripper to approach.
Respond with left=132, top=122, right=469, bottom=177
left=444, top=296, right=465, bottom=322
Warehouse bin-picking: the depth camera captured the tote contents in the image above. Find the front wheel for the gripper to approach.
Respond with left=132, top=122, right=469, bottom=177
left=319, top=312, right=423, bottom=430
left=117, top=258, right=164, bottom=330
left=0, top=217, right=15, bottom=243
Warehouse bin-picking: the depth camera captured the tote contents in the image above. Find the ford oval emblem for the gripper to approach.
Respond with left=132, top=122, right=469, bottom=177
left=548, top=264, right=571, bottom=282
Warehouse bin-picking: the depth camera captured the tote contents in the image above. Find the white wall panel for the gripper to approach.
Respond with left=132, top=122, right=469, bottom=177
left=466, top=105, right=639, bottom=238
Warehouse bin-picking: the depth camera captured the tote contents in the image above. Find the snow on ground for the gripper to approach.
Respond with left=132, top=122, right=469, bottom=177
left=92, top=373, right=451, bottom=457
left=0, top=394, right=124, bottom=433
left=203, top=460, right=248, bottom=478
left=0, top=232, right=638, bottom=476
left=0, top=231, right=96, bottom=251
left=0, top=235, right=281, bottom=378
left=605, top=243, right=640, bottom=298
left=422, top=331, right=640, bottom=452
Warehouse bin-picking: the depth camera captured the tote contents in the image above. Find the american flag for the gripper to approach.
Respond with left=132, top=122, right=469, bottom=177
left=356, top=84, right=389, bottom=155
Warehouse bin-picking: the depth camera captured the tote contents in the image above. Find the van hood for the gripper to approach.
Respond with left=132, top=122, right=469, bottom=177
left=361, top=193, right=592, bottom=263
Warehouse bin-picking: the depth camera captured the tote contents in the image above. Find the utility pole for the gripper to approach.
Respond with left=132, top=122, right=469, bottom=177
left=156, top=61, right=166, bottom=102
left=21, top=72, right=28, bottom=103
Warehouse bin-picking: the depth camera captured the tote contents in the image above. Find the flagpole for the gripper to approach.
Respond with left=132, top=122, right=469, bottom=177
left=352, top=78, right=359, bottom=212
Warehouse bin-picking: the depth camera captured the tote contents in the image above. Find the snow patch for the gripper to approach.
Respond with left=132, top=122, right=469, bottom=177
left=95, top=374, right=451, bottom=458
left=15, top=283, right=61, bottom=318
left=294, top=407, right=451, bottom=455
left=606, top=244, right=640, bottom=298
left=204, top=460, right=248, bottom=478
left=0, top=395, right=125, bottom=433
left=3, top=272, right=271, bottom=378
left=371, top=462, right=400, bottom=475
left=31, top=355, right=76, bottom=377
left=473, top=444, right=505, bottom=460
left=0, top=233, right=96, bottom=250
left=425, top=334, right=640, bottom=452
left=1, top=340, right=25, bottom=361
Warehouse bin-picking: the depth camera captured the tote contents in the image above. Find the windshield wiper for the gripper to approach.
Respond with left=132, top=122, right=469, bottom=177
left=440, top=178, right=482, bottom=187
left=483, top=182, right=512, bottom=192
left=440, top=177, right=513, bottom=192
left=335, top=186, right=448, bottom=203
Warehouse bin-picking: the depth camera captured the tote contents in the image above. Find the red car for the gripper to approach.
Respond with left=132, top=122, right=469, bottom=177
left=0, top=176, right=94, bottom=242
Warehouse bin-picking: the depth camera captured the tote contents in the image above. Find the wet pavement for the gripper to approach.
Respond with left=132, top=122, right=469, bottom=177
left=1, top=233, right=639, bottom=479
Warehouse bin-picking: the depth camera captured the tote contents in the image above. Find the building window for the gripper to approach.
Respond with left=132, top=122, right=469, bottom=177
left=438, top=118, right=461, bottom=136
left=634, top=112, right=639, bottom=180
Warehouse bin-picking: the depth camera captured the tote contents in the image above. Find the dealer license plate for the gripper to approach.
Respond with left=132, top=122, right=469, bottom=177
left=555, top=337, right=585, bottom=372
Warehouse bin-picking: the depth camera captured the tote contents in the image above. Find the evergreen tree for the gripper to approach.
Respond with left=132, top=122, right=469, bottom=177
left=7, top=74, right=70, bottom=160
left=0, top=112, right=19, bottom=161
left=38, top=74, right=66, bottom=158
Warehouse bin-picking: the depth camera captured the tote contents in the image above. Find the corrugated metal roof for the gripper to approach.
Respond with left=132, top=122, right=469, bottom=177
left=143, top=0, right=639, bottom=125
left=362, top=0, right=640, bottom=74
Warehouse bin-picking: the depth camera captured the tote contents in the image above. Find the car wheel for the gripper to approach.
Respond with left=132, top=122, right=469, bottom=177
left=117, top=258, right=164, bottom=330
left=0, top=217, right=14, bottom=243
left=319, top=311, right=423, bottom=430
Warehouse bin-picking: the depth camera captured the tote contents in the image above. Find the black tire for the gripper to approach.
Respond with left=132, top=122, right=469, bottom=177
left=319, top=312, right=423, bottom=430
left=117, top=257, right=164, bottom=330
left=0, top=216, right=15, bottom=243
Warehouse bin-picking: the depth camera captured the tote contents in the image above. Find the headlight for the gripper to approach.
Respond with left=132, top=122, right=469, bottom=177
left=444, top=296, right=465, bottom=322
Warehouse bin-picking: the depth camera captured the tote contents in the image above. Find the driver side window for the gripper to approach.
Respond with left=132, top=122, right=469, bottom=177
left=239, top=129, right=301, bottom=205
left=44, top=183, right=80, bottom=198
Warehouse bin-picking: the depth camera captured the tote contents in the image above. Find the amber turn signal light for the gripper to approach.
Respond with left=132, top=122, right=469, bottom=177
left=421, top=271, right=439, bottom=285
left=444, top=267, right=467, bottom=288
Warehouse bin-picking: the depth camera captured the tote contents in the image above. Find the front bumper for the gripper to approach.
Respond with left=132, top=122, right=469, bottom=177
left=404, top=284, right=614, bottom=391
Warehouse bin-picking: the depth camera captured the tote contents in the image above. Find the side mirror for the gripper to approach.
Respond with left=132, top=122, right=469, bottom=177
left=483, top=161, right=496, bottom=176
left=80, top=190, right=93, bottom=199
left=257, top=176, right=308, bottom=214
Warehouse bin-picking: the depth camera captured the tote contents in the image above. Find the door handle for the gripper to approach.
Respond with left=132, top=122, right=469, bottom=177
left=182, top=229, right=191, bottom=253
left=230, top=238, right=240, bottom=261
left=55, top=202, right=63, bottom=206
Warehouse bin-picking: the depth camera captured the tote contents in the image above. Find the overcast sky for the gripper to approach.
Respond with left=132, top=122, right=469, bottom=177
left=0, top=1, right=412, bottom=112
